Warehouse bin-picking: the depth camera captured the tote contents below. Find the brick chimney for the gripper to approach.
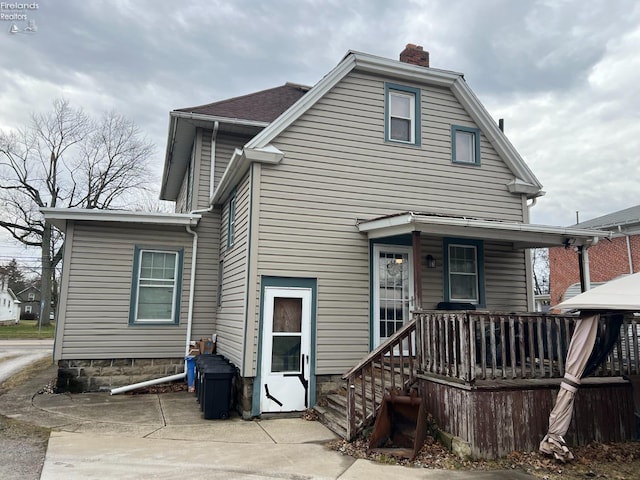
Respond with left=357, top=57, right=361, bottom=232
left=399, top=44, right=429, bottom=67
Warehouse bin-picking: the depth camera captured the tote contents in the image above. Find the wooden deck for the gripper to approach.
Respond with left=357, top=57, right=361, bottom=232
left=314, top=311, right=639, bottom=458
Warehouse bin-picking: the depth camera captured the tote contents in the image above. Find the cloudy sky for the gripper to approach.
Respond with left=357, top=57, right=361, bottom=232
left=1, top=0, right=639, bottom=266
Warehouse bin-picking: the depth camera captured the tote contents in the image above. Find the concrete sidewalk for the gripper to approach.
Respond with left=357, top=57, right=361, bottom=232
left=0, top=364, right=535, bottom=479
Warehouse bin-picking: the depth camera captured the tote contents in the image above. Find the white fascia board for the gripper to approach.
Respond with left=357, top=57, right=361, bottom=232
left=352, top=53, right=460, bottom=88
left=450, top=79, right=543, bottom=194
left=211, top=145, right=284, bottom=205
left=357, top=212, right=608, bottom=247
left=170, top=110, right=269, bottom=128
left=246, top=54, right=358, bottom=149
left=40, top=208, right=201, bottom=232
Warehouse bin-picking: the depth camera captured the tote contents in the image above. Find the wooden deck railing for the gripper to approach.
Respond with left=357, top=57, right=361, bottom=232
left=342, top=320, right=417, bottom=440
left=415, top=311, right=640, bottom=384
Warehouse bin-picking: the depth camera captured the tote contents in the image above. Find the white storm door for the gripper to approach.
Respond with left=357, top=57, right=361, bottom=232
left=260, top=287, right=311, bottom=413
left=373, top=245, right=414, bottom=348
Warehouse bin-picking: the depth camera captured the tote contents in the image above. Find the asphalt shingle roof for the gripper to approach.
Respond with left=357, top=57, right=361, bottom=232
left=176, top=83, right=311, bottom=123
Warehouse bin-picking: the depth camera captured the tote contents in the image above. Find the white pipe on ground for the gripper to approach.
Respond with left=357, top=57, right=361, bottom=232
left=110, top=372, right=186, bottom=395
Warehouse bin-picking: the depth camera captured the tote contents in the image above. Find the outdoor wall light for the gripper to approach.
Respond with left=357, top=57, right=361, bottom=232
left=426, top=254, right=436, bottom=268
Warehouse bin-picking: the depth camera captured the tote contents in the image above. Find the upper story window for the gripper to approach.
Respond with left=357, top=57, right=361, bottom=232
left=451, top=125, right=481, bottom=165
left=129, top=247, right=183, bottom=325
left=444, top=238, right=485, bottom=307
left=28, top=292, right=35, bottom=301
left=227, top=189, right=237, bottom=249
left=385, top=83, right=421, bottom=146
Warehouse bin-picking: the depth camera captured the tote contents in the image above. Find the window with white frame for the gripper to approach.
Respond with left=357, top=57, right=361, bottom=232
left=25, top=305, right=32, bottom=313
left=451, top=125, right=481, bottom=165
left=129, top=247, right=183, bottom=324
left=444, top=238, right=485, bottom=306
left=28, top=292, right=35, bottom=301
left=385, top=83, right=420, bottom=145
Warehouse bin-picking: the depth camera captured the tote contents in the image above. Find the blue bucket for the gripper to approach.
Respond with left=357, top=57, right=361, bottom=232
left=186, top=355, right=196, bottom=392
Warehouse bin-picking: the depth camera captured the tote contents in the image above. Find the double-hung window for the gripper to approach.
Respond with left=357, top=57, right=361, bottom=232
left=130, top=247, right=183, bottom=324
left=444, top=238, right=485, bottom=306
left=451, top=125, right=481, bottom=165
left=385, top=83, right=420, bottom=145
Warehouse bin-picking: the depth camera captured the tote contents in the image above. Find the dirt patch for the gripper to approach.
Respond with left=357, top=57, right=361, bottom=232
left=327, top=435, right=640, bottom=479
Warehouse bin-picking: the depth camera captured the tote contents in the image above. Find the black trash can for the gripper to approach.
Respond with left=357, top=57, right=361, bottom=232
left=194, top=354, right=231, bottom=407
left=201, top=361, right=235, bottom=420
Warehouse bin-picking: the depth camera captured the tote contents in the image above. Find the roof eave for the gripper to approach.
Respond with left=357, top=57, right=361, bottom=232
left=40, top=208, right=201, bottom=232
left=160, top=111, right=269, bottom=201
left=356, top=212, right=608, bottom=248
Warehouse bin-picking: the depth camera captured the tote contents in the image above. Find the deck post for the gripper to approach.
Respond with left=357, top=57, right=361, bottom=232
left=412, top=231, right=422, bottom=310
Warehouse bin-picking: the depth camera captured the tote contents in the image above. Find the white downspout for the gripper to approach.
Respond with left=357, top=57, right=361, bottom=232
left=210, top=121, right=219, bottom=200
left=112, top=122, right=220, bottom=395
left=111, top=221, right=204, bottom=395
left=620, top=226, right=634, bottom=274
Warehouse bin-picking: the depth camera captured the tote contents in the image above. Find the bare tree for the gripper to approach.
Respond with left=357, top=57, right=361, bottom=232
left=532, top=248, right=550, bottom=296
left=0, top=99, right=154, bottom=325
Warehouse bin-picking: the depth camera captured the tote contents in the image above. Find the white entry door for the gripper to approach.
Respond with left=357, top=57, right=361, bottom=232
left=373, top=245, right=414, bottom=348
left=260, top=287, right=311, bottom=413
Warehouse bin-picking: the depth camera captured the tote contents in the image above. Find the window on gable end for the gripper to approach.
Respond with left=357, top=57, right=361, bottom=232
left=227, top=189, right=237, bottom=249
left=451, top=125, right=481, bottom=165
left=385, top=83, right=421, bottom=145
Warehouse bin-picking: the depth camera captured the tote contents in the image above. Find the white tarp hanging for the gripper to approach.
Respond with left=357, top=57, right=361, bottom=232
left=539, top=313, right=599, bottom=462
left=554, top=273, right=640, bottom=311
left=540, top=273, right=640, bottom=462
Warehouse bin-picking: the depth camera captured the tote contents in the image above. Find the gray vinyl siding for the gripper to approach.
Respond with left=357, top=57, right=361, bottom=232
left=197, top=129, right=212, bottom=208
left=216, top=171, right=251, bottom=370
left=57, top=222, right=194, bottom=359
left=189, top=209, right=221, bottom=340
left=214, top=134, right=253, bottom=190
left=418, top=238, right=527, bottom=311
left=251, top=70, right=528, bottom=375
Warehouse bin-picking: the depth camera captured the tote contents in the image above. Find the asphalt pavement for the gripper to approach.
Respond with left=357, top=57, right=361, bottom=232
left=0, top=342, right=535, bottom=479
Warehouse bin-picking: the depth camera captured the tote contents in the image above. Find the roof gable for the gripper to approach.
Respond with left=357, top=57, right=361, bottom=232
left=245, top=50, right=543, bottom=197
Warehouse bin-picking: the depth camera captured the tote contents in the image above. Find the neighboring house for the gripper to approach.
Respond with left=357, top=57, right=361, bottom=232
left=15, top=284, right=41, bottom=319
left=550, top=204, right=640, bottom=306
left=0, top=275, right=20, bottom=324
left=42, top=45, right=606, bottom=419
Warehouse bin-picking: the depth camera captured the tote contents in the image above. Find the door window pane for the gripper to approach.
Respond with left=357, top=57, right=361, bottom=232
left=271, top=336, right=301, bottom=372
left=378, top=251, right=410, bottom=339
left=272, top=297, right=302, bottom=333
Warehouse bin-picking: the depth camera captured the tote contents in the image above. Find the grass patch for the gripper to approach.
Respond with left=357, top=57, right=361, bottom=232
left=0, top=320, right=55, bottom=340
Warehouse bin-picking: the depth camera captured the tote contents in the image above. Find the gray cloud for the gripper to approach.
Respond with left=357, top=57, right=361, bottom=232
left=0, top=0, right=639, bottom=249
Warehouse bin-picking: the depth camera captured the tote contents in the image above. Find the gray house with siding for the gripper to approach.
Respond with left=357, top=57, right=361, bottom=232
left=42, top=45, right=603, bottom=419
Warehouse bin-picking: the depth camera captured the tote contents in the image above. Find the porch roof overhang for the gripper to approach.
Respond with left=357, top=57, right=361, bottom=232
left=356, top=212, right=609, bottom=249
left=41, top=208, right=201, bottom=232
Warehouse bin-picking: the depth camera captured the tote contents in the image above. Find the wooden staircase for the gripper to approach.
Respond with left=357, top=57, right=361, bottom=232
left=314, top=320, right=418, bottom=440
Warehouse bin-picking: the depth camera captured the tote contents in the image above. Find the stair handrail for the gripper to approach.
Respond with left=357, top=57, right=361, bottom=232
left=342, top=318, right=417, bottom=440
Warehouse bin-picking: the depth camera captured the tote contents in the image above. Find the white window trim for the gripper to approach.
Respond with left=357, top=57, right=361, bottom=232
left=385, top=83, right=421, bottom=146
left=130, top=248, right=183, bottom=325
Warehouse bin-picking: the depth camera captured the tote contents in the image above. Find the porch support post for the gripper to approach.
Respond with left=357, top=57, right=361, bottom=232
left=412, top=231, right=422, bottom=310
